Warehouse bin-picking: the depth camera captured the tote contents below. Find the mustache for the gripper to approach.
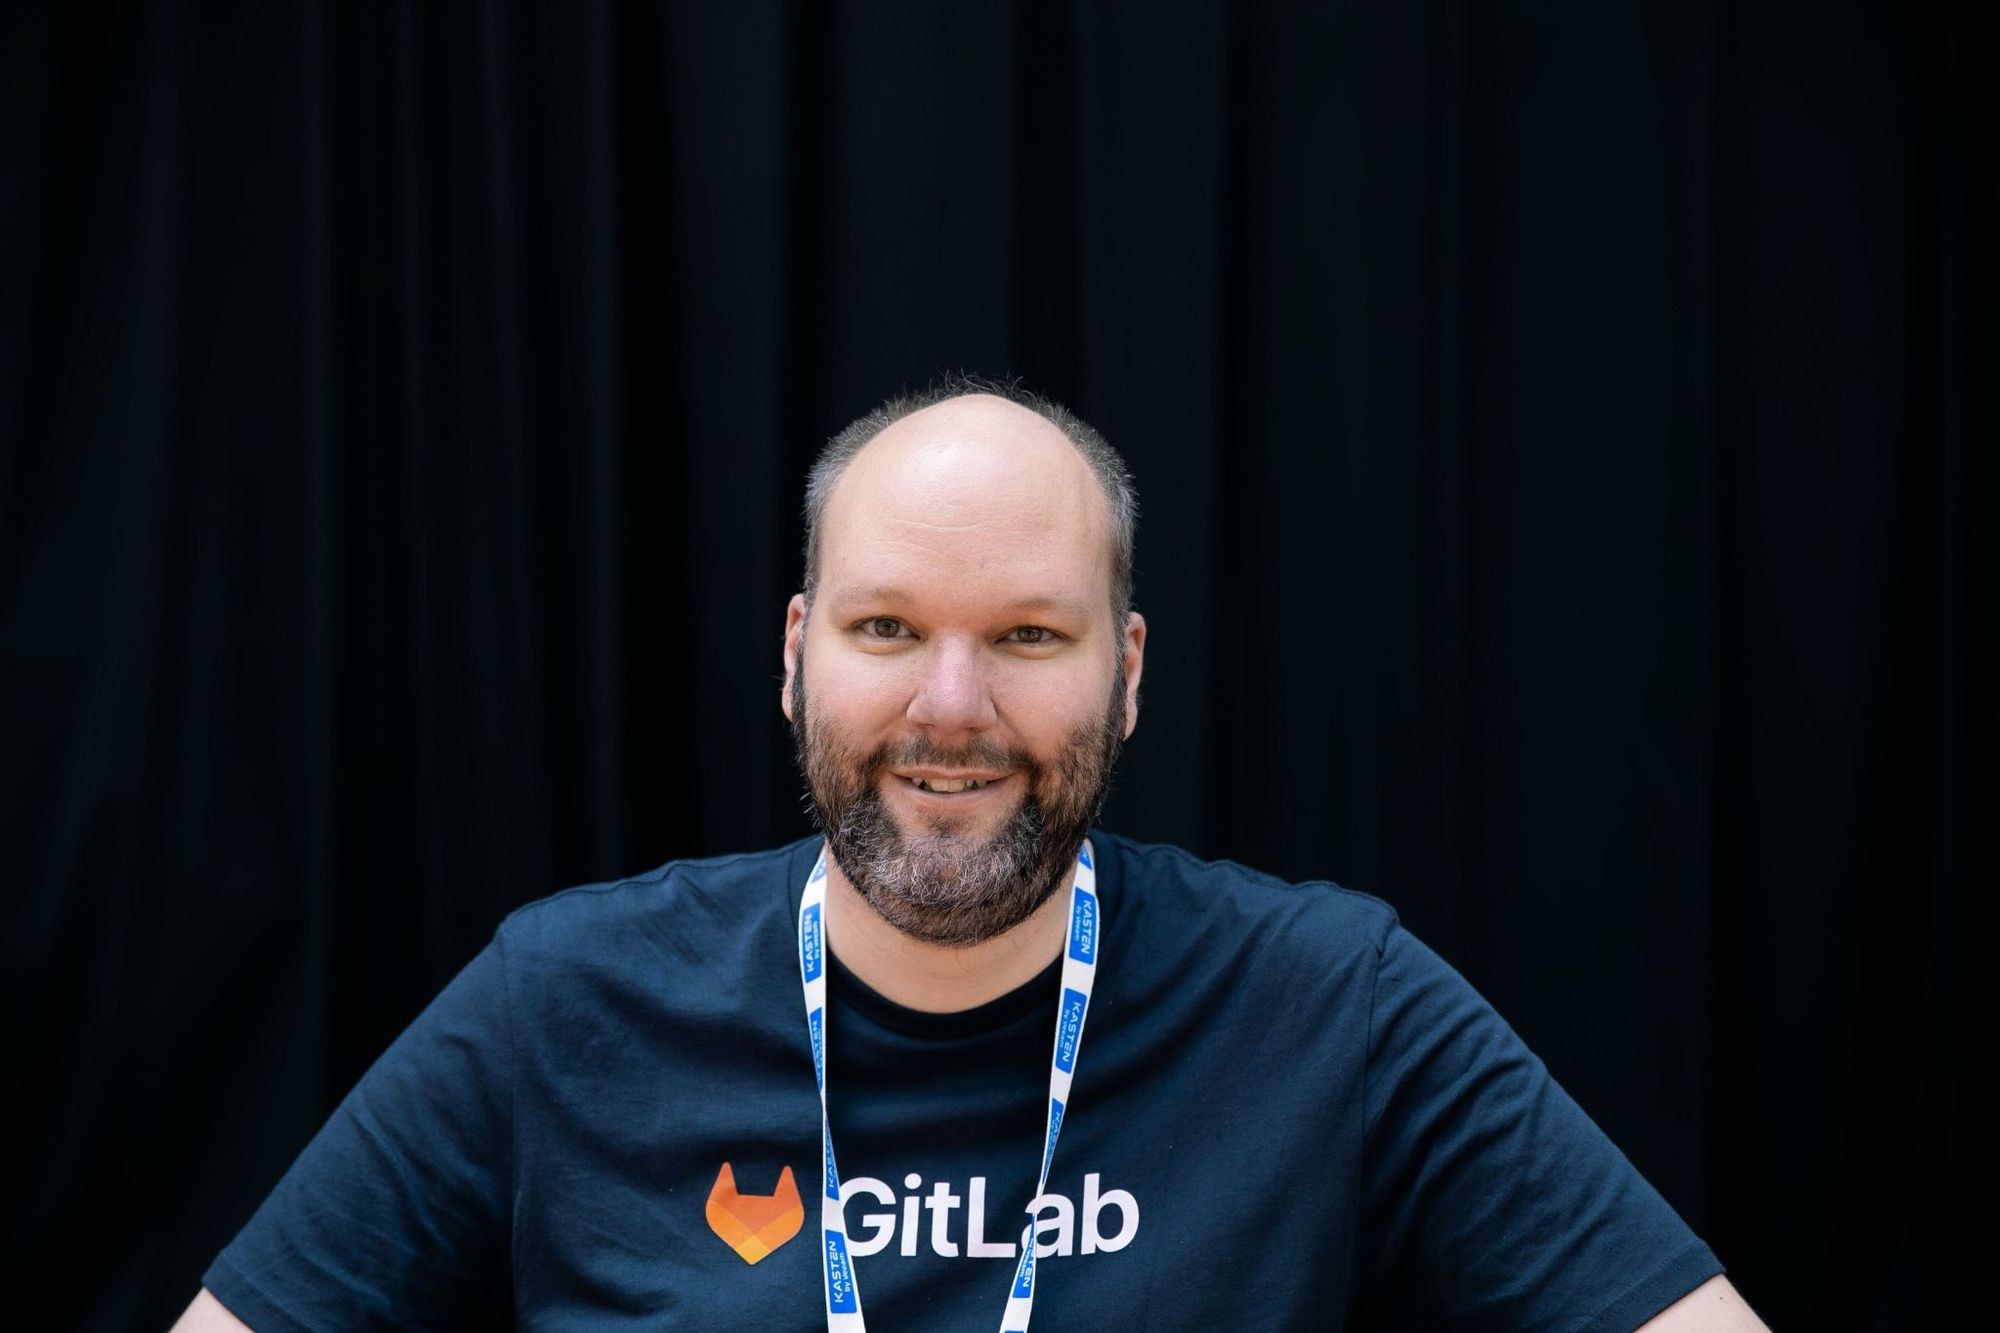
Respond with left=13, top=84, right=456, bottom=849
left=863, top=736, right=1040, bottom=776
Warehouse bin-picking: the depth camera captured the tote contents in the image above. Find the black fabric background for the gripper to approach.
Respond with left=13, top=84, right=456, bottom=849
left=1, top=3, right=1990, bottom=1329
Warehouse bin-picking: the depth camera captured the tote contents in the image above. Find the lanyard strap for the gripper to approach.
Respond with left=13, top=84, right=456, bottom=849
left=797, top=840, right=1100, bottom=1333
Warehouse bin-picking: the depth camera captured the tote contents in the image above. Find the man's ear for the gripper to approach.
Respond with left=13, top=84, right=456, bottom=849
left=781, top=594, right=807, bottom=723
left=1120, top=610, right=1147, bottom=739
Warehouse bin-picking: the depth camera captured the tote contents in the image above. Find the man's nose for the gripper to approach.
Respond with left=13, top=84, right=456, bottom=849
left=906, top=637, right=998, bottom=735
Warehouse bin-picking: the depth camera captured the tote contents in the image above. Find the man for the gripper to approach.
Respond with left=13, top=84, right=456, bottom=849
left=176, top=382, right=1765, bottom=1330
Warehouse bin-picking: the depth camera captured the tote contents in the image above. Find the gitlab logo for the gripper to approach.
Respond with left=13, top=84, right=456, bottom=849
left=705, top=1163, right=804, bottom=1264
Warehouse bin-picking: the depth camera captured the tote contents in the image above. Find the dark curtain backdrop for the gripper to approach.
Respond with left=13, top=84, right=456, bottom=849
left=2, top=2, right=1990, bottom=1328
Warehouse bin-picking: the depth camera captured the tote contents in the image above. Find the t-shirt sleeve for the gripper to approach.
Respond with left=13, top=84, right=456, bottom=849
left=203, top=936, right=516, bottom=1332
left=1356, top=922, right=1722, bottom=1332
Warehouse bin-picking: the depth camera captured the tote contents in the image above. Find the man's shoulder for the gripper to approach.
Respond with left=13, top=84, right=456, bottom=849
left=1097, top=830, right=1402, bottom=958
left=495, top=836, right=814, bottom=959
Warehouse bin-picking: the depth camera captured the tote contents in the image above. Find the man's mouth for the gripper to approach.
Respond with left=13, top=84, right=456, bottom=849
left=893, top=771, right=1012, bottom=796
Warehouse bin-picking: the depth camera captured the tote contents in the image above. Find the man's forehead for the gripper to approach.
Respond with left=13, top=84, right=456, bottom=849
left=821, top=582, right=1100, bottom=623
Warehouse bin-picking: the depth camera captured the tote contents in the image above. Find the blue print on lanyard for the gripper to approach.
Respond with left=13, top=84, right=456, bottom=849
left=1067, top=888, right=1097, bottom=964
left=823, top=1121, right=840, bottom=1200
left=824, top=1230, right=859, bottom=1313
left=1078, top=842, right=1093, bottom=870
left=1011, top=1236, right=1036, bottom=1299
left=801, top=902, right=824, bottom=982
left=1054, top=988, right=1087, bottom=1073
left=1041, top=1097, right=1065, bottom=1180
left=808, top=1008, right=825, bottom=1089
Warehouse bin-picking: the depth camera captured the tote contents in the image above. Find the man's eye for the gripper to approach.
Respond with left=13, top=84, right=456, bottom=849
left=860, top=617, right=907, bottom=639
left=1006, top=626, right=1057, bottom=646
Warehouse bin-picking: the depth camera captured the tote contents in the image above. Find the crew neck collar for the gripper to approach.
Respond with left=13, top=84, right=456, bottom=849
left=826, top=946, right=1064, bottom=1039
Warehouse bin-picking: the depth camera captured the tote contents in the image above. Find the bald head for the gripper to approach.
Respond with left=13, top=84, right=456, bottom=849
left=821, top=395, right=1102, bottom=596
left=800, top=379, right=1138, bottom=620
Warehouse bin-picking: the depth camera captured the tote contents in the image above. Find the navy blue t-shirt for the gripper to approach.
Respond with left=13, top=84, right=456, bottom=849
left=205, top=834, right=1721, bottom=1330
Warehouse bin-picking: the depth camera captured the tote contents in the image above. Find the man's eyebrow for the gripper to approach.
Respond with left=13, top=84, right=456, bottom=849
left=826, top=586, right=912, bottom=609
left=997, top=594, right=1096, bottom=620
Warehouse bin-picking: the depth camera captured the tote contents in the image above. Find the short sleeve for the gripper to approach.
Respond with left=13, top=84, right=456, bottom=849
left=1356, top=924, right=1721, bottom=1332
left=203, top=937, right=516, bottom=1331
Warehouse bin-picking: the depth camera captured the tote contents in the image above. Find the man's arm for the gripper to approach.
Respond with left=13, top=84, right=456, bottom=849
left=1636, top=1275, right=1769, bottom=1331
left=1358, top=923, right=1753, bottom=1327
left=188, top=935, right=517, bottom=1326
left=168, top=1289, right=252, bottom=1332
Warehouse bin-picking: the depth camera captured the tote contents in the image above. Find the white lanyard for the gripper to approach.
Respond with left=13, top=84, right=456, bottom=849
left=797, top=840, right=1100, bottom=1333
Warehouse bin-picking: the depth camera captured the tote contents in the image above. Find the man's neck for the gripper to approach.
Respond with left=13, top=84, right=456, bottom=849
left=820, top=847, right=1072, bottom=1013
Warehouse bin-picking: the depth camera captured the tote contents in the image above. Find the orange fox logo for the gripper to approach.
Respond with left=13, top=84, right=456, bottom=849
left=705, top=1163, right=804, bottom=1264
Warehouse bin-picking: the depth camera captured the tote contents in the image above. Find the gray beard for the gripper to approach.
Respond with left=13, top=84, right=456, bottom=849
left=790, top=650, right=1125, bottom=947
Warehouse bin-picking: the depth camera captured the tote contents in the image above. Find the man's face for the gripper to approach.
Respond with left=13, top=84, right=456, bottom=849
left=782, top=395, right=1145, bottom=947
